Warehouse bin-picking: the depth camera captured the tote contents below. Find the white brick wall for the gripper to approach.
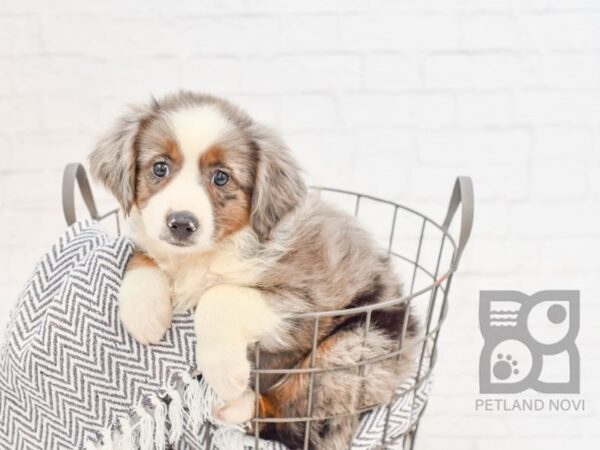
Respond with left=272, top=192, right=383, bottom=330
left=0, top=1, right=599, bottom=448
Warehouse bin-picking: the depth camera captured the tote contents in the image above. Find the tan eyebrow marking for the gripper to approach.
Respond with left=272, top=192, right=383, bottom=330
left=165, top=138, right=183, bottom=164
left=199, top=145, right=224, bottom=168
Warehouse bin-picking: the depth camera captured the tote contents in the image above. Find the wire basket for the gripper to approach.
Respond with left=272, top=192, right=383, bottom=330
left=62, top=163, right=473, bottom=450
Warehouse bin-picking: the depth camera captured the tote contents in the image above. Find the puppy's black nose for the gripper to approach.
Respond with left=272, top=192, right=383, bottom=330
left=167, top=211, right=199, bottom=240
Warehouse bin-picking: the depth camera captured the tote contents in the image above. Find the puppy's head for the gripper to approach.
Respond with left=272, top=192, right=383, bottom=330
left=90, top=91, right=306, bottom=252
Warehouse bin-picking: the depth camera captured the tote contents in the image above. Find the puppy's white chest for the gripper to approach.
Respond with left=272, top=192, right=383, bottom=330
left=169, top=264, right=214, bottom=311
left=164, top=248, right=263, bottom=312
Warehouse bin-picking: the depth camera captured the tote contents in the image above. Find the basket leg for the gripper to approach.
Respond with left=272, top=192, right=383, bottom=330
left=203, top=420, right=212, bottom=449
left=406, top=421, right=421, bottom=450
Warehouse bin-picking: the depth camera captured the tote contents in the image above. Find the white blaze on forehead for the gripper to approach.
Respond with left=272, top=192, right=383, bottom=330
left=168, top=105, right=232, bottom=161
left=137, top=105, right=232, bottom=253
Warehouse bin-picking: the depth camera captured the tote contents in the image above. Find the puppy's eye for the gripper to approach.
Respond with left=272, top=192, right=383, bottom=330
left=153, top=162, right=169, bottom=178
left=212, top=170, right=230, bottom=187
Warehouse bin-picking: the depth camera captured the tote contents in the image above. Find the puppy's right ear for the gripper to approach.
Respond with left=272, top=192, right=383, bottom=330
left=89, top=102, right=155, bottom=213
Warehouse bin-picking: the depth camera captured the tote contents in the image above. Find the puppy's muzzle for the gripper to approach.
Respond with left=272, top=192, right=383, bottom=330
left=167, top=211, right=199, bottom=242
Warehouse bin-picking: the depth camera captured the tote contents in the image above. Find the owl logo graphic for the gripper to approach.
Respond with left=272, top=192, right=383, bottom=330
left=479, top=290, right=580, bottom=394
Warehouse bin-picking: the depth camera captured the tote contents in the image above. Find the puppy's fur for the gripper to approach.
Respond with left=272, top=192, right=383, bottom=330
left=90, top=91, right=419, bottom=450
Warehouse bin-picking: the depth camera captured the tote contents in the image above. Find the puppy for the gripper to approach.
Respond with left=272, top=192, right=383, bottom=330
left=90, top=91, right=419, bottom=450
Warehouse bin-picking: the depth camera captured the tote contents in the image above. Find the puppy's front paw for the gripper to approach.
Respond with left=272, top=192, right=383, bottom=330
left=196, top=342, right=250, bottom=402
left=119, top=267, right=172, bottom=345
left=214, top=389, right=256, bottom=424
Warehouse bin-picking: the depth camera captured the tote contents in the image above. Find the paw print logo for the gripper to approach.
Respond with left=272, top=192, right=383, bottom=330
left=493, top=354, right=519, bottom=380
left=479, top=290, right=580, bottom=394
left=486, top=339, right=531, bottom=385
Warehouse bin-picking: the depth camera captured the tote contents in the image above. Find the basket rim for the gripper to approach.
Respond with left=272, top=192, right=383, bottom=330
left=285, top=185, right=458, bottom=320
left=86, top=187, right=460, bottom=320
left=62, top=163, right=463, bottom=325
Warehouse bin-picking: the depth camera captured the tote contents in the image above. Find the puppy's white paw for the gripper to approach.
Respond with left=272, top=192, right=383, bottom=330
left=196, top=343, right=250, bottom=402
left=214, top=389, right=256, bottom=424
left=119, top=267, right=172, bottom=345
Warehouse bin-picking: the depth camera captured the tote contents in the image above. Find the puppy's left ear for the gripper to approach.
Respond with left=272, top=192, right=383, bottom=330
left=89, top=102, right=155, bottom=214
left=250, top=126, right=307, bottom=240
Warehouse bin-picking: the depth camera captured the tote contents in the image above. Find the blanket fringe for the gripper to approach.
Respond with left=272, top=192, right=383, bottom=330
left=93, top=371, right=249, bottom=450
left=151, top=396, right=167, bottom=450
left=100, top=428, right=115, bottom=450
left=167, top=387, right=184, bottom=444
left=119, top=415, right=136, bottom=450
left=136, top=404, right=154, bottom=450
left=182, top=372, right=209, bottom=435
left=212, top=425, right=248, bottom=450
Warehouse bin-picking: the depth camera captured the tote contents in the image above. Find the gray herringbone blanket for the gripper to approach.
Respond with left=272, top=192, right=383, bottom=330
left=0, top=220, right=429, bottom=449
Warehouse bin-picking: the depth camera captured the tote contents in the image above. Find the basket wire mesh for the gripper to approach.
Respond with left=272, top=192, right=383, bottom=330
left=62, top=163, right=473, bottom=450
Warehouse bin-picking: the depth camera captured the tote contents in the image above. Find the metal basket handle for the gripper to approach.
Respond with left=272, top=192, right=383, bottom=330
left=62, top=163, right=101, bottom=226
left=442, top=176, right=474, bottom=270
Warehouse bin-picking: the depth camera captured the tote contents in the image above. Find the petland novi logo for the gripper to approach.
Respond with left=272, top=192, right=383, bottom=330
left=475, top=290, right=585, bottom=413
left=479, top=290, right=579, bottom=394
